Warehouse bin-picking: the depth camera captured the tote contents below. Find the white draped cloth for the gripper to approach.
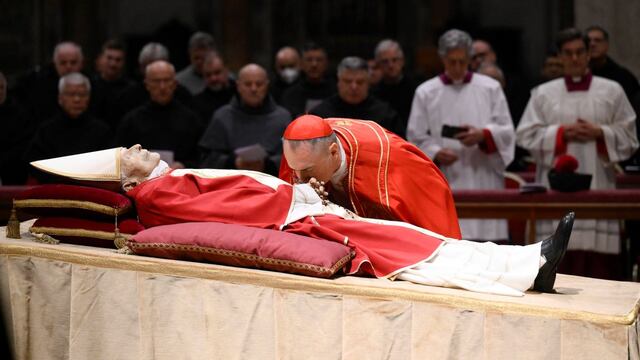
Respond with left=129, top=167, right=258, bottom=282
left=407, top=73, right=515, bottom=240
left=516, top=76, right=638, bottom=253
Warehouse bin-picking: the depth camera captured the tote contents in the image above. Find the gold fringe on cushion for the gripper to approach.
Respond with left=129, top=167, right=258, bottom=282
left=6, top=207, right=21, bottom=239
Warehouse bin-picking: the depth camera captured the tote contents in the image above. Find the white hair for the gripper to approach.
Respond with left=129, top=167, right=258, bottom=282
left=138, top=42, right=169, bottom=66
left=58, top=72, right=91, bottom=92
left=53, top=41, right=83, bottom=61
left=438, top=29, right=473, bottom=57
left=374, top=39, right=404, bottom=59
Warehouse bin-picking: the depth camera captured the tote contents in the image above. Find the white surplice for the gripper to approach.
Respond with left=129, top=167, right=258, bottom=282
left=407, top=73, right=515, bottom=241
left=516, top=76, right=638, bottom=253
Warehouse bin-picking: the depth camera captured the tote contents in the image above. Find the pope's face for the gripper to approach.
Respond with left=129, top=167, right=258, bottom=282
left=120, top=144, right=161, bottom=180
left=283, top=141, right=339, bottom=184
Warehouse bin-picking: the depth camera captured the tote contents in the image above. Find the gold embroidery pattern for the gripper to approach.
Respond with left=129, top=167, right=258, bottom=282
left=14, top=199, right=130, bottom=216
left=30, top=226, right=133, bottom=241
left=358, top=121, right=392, bottom=212
left=332, top=126, right=362, bottom=215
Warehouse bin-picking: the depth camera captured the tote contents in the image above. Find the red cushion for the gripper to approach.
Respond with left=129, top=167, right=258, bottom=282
left=127, top=222, right=354, bottom=278
left=14, top=184, right=132, bottom=217
left=30, top=217, right=145, bottom=248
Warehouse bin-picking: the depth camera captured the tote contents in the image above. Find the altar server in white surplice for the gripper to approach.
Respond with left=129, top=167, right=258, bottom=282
left=517, top=28, right=638, bottom=262
left=407, top=29, right=515, bottom=242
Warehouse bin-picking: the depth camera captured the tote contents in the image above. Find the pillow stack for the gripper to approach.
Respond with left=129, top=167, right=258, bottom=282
left=9, top=184, right=144, bottom=248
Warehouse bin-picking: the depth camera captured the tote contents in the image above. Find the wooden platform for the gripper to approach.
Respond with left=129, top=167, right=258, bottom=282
left=1, top=221, right=640, bottom=359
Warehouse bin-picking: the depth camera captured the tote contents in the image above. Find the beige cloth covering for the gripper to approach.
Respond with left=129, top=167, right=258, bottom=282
left=1, top=220, right=639, bottom=360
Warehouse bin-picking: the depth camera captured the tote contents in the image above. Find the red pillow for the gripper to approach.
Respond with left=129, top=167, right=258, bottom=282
left=30, top=217, right=145, bottom=248
left=127, top=222, right=354, bottom=278
left=14, top=184, right=132, bottom=218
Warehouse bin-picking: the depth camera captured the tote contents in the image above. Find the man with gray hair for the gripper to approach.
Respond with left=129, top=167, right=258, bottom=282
left=13, top=41, right=85, bottom=123
left=112, top=42, right=192, bottom=127
left=176, top=31, right=217, bottom=95
left=310, top=56, right=402, bottom=135
left=407, top=29, right=515, bottom=242
left=371, top=39, right=422, bottom=138
left=25, top=72, right=112, bottom=181
left=117, top=60, right=203, bottom=169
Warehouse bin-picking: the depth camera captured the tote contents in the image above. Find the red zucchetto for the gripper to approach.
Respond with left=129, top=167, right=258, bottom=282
left=283, top=114, right=333, bottom=140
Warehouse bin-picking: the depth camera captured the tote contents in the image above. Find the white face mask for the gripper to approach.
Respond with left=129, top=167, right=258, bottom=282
left=280, top=67, right=300, bottom=84
left=148, top=160, right=170, bottom=179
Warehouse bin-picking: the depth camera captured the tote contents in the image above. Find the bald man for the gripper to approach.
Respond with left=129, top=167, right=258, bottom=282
left=116, top=60, right=203, bottom=168
left=198, top=63, right=291, bottom=175
left=270, top=46, right=301, bottom=103
left=13, top=41, right=85, bottom=123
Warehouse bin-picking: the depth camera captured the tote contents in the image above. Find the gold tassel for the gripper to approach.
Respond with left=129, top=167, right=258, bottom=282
left=113, top=227, right=127, bottom=249
left=6, top=207, right=21, bottom=239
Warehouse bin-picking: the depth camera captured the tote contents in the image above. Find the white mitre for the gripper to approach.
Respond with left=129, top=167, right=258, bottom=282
left=30, top=148, right=124, bottom=189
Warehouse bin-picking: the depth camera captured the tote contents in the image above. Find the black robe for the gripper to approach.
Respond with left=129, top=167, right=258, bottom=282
left=310, top=95, right=403, bottom=137
left=198, top=96, right=291, bottom=176
left=89, top=74, right=134, bottom=130
left=371, top=75, right=422, bottom=138
left=281, top=77, right=336, bottom=118
left=191, top=82, right=236, bottom=126
left=116, top=100, right=203, bottom=167
left=109, top=82, right=193, bottom=129
left=25, top=112, right=113, bottom=182
left=0, top=97, right=35, bottom=184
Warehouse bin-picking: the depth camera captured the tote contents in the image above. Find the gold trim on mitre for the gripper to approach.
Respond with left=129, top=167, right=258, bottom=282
left=30, top=148, right=123, bottom=183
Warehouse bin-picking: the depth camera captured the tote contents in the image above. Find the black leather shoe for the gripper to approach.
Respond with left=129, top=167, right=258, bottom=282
left=533, top=212, right=575, bottom=293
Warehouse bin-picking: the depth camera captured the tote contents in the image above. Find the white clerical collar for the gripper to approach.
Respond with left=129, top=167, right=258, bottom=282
left=330, top=141, right=347, bottom=191
left=148, top=160, right=170, bottom=180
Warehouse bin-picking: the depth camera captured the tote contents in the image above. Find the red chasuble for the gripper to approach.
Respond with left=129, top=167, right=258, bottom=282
left=280, top=118, right=461, bottom=239
left=127, top=170, right=443, bottom=278
left=127, top=171, right=294, bottom=229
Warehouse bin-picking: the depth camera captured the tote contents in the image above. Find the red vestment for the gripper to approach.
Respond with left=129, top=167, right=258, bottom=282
left=280, top=118, right=461, bottom=239
left=127, top=170, right=444, bottom=278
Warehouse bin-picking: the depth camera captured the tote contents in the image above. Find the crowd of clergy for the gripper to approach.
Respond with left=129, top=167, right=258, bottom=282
left=1, top=26, right=639, bottom=279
